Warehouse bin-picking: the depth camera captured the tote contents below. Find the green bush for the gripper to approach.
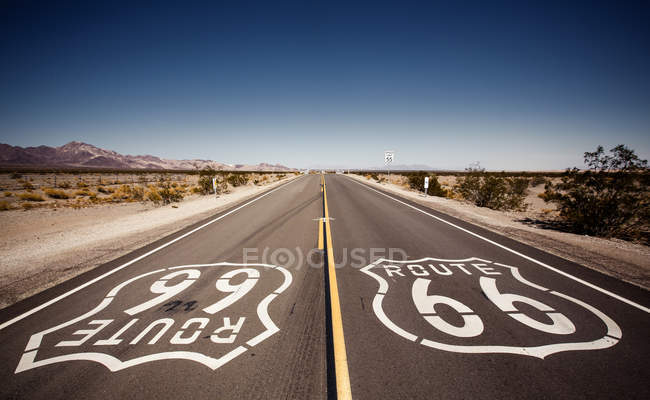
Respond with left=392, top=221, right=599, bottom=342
left=406, top=172, right=447, bottom=197
left=543, top=145, right=649, bottom=242
left=456, top=167, right=528, bottom=211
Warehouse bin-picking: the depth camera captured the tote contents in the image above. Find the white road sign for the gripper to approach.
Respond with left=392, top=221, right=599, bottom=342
left=424, top=176, right=429, bottom=189
left=384, top=151, right=394, bottom=165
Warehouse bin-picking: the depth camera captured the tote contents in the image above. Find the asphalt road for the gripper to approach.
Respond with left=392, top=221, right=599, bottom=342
left=0, top=173, right=648, bottom=399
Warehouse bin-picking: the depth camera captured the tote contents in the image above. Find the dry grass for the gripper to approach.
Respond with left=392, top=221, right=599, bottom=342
left=0, top=200, right=10, bottom=211
left=44, top=188, right=71, bottom=199
left=75, top=188, right=94, bottom=196
left=19, top=193, right=45, bottom=202
left=97, top=186, right=115, bottom=194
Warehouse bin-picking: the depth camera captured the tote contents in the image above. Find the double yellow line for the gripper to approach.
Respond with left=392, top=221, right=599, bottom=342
left=319, top=174, right=352, bottom=399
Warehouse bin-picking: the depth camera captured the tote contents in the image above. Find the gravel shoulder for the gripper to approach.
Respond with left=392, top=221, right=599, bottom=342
left=348, top=174, right=650, bottom=291
left=0, top=175, right=299, bottom=309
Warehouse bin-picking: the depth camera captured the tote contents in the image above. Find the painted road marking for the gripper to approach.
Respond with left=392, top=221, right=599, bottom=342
left=349, top=178, right=650, bottom=314
left=0, top=177, right=304, bottom=331
left=361, top=257, right=620, bottom=359
left=323, top=175, right=352, bottom=400
left=15, top=263, right=292, bottom=373
left=318, top=219, right=324, bottom=250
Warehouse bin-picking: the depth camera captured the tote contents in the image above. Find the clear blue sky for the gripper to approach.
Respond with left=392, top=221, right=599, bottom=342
left=1, top=1, right=648, bottom=170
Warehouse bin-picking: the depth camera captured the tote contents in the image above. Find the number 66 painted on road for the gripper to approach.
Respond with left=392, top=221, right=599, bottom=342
left=412, top=277, right=576, bottom=338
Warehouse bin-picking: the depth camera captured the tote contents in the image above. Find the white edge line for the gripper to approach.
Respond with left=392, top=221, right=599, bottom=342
left=348, top=177, right=650, bottom=314
left=0, top=176, right=303, bottom=331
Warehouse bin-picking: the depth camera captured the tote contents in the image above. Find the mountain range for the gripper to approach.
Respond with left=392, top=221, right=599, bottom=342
left=0, top=142, right=294, bottom=171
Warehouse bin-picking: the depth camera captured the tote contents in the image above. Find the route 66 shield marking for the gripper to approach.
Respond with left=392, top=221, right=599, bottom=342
left=15, top=262, right=292, bottom=373
left=361, top=257, right=621, bottom=359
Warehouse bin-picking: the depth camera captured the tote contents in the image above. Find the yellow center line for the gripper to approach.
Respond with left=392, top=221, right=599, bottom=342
left=322, top=174, right=352, bottom=399
left=317, top=218, right=324, bottom=250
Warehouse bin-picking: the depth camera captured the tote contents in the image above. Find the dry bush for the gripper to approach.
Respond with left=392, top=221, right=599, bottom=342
left=75, top=188, right=93, bottom=196
left=0, top=200, right=10, bottom=211
left=227, top=173, right=249, bottom=187
left=97, top=186, right=115, bottom=194
left=157, top=184, right=183, bottom=204
left=57, top=182, right=72, bottom=189
left=19, top=193, right=44, bottom=202
left=77, top=181, right=88, bottom=188
left=44, top=188, right=70, bottom=199
left=4, top=192, right=12, bottom=197
left=131, top=186, right=145, bottom=201
left=22, top=203, right=35, bottom=210
left=147, top=188, right=162, bottom=204
left=22, top=181, right=34, bottom=190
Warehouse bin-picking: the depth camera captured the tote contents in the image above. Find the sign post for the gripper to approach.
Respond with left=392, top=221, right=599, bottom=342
left=384, top=150, right=394, bottom=181
left=424, top=176, right=429, bottom=197
left=212, top=177, right=218, bottom=200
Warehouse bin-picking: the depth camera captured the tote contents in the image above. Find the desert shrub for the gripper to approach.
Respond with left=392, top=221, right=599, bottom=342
left=277, top=174, right=286, bottom=180
left=406, top=172, right=447, bottom=197
left=456, top=166, right=528, bottom=211
left=0, top=200, right=10, bottom=211
left=22, top=181, right=34, bottom=190
left=77, top=180, right=88, bottom=188
left=10, top=172, right=22, bottom=179
left=198, top=176, right=214, bottom=194
left=58, top=182, right=71, bottom=189
left=22, top=203, right=35, bottom=210
left=197, top=167, right=219, bottom=195
left=97, top=186, right=114, bottom=194
left=44, top=188, right=70, bottom=199
left=227, top=173, right=249, bottom=187
left=370, top=173, right=379, bottom=181
left=131, top=186, right=145, bottom=201
left=4, top=192, right=12, bottom=197
left=542, top=145, right=649, bottom=242
left=19, top=193, right=44, bottom=202
left=146, top=188, right=162, bottom=204
left=530, top=176, right=547, bottom=187
left=191, top=186, right=202, bottom=194
left=75, top=188, right=92, bottom=196
left=157, top=184, right=183, bottom=204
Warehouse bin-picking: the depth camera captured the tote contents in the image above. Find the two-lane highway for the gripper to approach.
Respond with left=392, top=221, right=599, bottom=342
left=1, top=173, right=648, bottom=399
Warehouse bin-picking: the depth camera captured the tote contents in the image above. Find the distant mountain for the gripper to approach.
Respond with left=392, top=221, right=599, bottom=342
left=0, top=142, right=295, bottom=171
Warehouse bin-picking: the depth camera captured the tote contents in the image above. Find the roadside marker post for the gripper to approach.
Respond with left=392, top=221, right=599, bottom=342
left=424, top=176, right=429, bottom=197
left=212, top=177, right=218, bottom=200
